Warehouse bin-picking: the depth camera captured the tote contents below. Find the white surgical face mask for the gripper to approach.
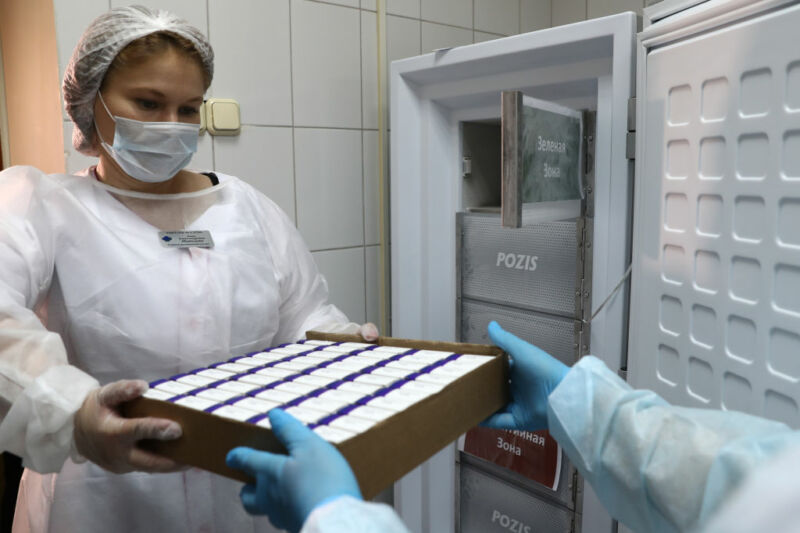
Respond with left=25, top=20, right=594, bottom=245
left=95, top=92, right=200, bottom=183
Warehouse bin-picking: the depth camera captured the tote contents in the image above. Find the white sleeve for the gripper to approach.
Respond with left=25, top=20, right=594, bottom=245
left=0, top=166, right=99, bottom=473
left=255, top=193, right=351, bottom=344
left=547, top=356, right=800, bottom=533
left=301, top=496, right=410, bottom=533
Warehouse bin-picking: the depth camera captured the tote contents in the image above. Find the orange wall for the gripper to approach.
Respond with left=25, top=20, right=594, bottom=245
left=0, top=0, right=64, bottom=173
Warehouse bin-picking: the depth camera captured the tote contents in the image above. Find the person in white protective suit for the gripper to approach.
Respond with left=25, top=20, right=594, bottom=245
left=227, top=321, right=800, bottom=533
left=0, top=6, right=378, bottom=533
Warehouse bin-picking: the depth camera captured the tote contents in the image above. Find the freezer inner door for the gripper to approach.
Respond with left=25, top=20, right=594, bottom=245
left=629, top=2, right=800, bottom=426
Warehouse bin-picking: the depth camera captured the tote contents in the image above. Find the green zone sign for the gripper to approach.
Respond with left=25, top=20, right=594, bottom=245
left=520, top=96, right=583, bottom=203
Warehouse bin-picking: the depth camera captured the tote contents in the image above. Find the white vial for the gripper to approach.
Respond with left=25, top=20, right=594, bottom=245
left=212, top=405, right=257, bottom=422
left=313, top=425, right=355, bottom=444
left=143, top=388, right=174, bottom=401
left=154, top=381, right=196, bottom=395
left=175, top=396, right=218, bottom=411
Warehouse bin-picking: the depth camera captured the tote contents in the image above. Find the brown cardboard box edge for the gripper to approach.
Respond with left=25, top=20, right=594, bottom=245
left=122, top=331, right=508, bottom=499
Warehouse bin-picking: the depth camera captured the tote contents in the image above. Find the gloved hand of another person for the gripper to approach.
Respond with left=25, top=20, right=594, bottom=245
left=483, top=321, right=569, bottom=432
left=73, top=379, right=184, bottom=473
left=358, top=322, right=379, bottom=341
left=227, top=408, right=362, bottom=533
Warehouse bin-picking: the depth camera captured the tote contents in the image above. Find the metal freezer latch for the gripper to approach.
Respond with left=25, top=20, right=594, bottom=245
left=626, top=97, right=636, bottom=160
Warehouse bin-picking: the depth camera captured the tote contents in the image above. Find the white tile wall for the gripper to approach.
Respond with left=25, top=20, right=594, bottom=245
left=387, top=0, right=420, bottom=18
left=475, top=0, right=520, bottom=35
left=109, top=0, right=208, bottom=34
left=521, top=0, right=551, bottom=32
left=214, top=126, right=296, bottom=221
left=191, top=132, right=214, bottom=173
left=312, top=247, right=367, bottom=323
left=294, top=128, right=364, bottom=250
left=323, top=0, right=360, bottom=7
left=362, top=11, right=379, bottom=129
left=421, top=22, right=473, bottom=53
left=365, top=245, right=381, bottom=325
left=53, top=0, right=108, bottom=119
left=363, top=131, right=380, bottom=245
left=474, top=31, right=505, bottom=43
left=209, top=0, right=292, bottom=126
left=291, top=0, right=362, bottom=128
left=587, top=0, right=643, bottom=17
left=552, top=0, right=587, bottom=25
left=361, top=0, right=377, bottom=11
left=422, top=0, right=472, bottom=28
left=387, top=15, right=422, bottom=62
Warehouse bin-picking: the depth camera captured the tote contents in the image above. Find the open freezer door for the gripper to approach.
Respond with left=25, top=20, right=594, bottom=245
left=623, top=4, right=800, bottom=533
left=390, top=11, right=637, bottom=533
left=629, top=0, right=800, bottom=428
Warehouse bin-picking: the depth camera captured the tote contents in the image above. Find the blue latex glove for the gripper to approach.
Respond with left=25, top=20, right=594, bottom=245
left=226, top=408, right=362, bottom=533
left=482, top=321, right=570, bottom=431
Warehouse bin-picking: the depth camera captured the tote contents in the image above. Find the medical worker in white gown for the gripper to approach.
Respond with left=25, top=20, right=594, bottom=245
left=228, top=321, right=800, bottom=533
left=0, top=6, right=376, bottom=533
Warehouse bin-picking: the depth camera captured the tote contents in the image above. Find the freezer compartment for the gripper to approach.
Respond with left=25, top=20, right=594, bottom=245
left=460, top=298, right=578, bottom=367
left=459, top=457, right=576, bottom=533
left=458, top=212, right=580, bottom=318
left=461, top=121, right=502, bottom=210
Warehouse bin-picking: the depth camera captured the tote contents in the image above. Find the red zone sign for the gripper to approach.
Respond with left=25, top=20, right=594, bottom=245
left=464, top=427, right=561, bottom=490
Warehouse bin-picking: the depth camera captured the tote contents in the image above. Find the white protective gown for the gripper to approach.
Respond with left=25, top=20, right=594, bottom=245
left=298, top=356, right=800, bottom=533
left=0, top=165, right=354, bottom=533
left=547, top=356, right=800, bottom=533
left=301, top=496, right=409, bottom=533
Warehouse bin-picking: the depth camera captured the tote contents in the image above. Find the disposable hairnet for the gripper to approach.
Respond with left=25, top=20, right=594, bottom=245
left=62, top=5, right=214, bottom=156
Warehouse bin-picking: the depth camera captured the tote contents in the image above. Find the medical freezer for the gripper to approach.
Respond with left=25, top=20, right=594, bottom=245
left=390, top=1, right=800, bottom=532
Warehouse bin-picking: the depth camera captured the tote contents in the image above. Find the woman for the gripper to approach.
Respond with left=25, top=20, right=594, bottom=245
left=0, top=7, right=376, bottom=532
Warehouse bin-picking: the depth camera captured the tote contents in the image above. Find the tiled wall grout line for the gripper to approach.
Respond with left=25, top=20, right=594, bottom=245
left=360, top=10, right=369, bottom=321
left=289, top=0, right=300, bottom=227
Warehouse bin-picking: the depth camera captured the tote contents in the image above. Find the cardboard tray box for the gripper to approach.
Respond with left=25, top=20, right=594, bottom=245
left=122, top=331, right=508, bottom=499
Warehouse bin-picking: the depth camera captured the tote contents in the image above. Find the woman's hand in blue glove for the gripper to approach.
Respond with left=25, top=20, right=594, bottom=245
left=483, top=321, right=570, bottom=432
left=226, top=408, right=362, bottom=533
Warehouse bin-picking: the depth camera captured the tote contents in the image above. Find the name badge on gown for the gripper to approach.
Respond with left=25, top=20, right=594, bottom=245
left=158, top=230, right=215, bottom=249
